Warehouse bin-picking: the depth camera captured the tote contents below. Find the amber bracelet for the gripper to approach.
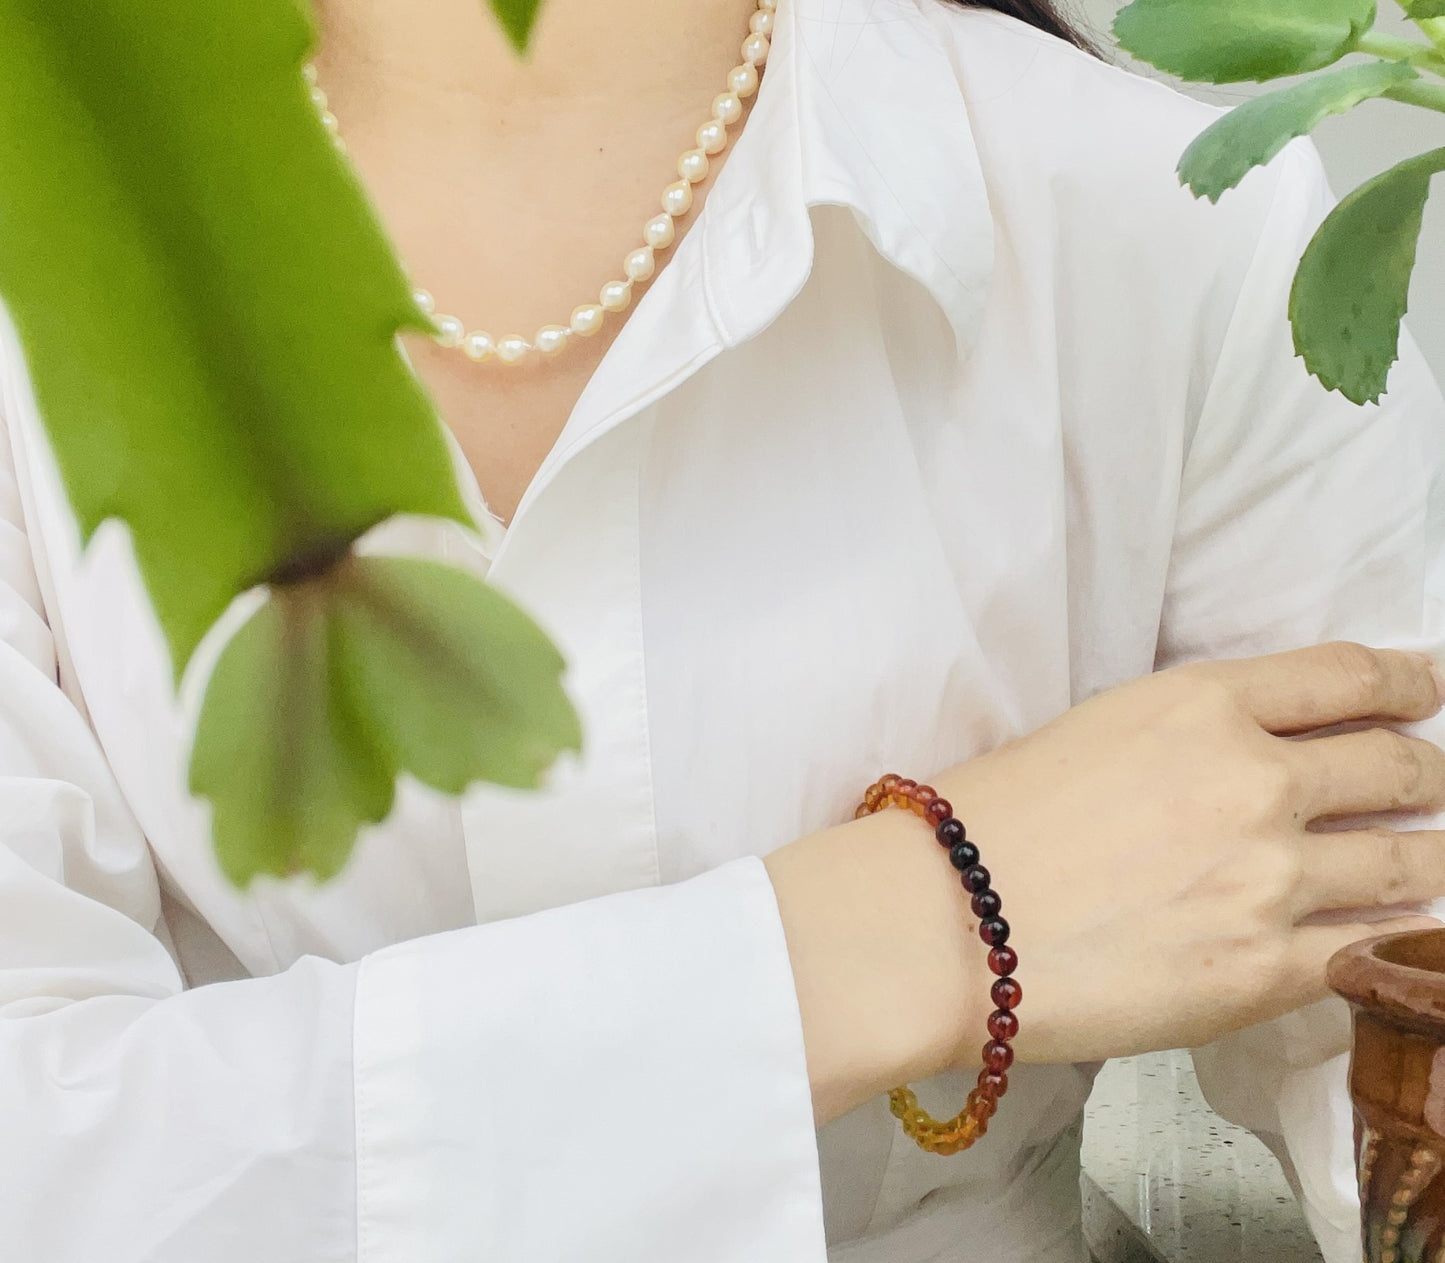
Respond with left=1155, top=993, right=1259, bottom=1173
left=854, top=774, right=1019, bottom=1156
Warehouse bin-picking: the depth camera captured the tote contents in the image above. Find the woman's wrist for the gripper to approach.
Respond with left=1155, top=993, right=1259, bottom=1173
left=764, top=805, right=988, bottom=1127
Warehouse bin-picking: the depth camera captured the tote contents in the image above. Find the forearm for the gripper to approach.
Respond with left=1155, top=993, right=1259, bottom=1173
left=765, top=807, right=986, bottom=1127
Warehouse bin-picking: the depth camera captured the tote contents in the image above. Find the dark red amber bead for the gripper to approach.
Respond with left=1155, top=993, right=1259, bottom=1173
left=980, top=917, right=1010, bottom=947
left=962, top=865, right=991, bottom=894
left=915, top=784, right=937, bottom=805
left=991, top=977, right=1022, bottom=1010
left=983, top=1040, right=1014, bottom=1072
left=987, top=946, right=1017, bottom=977
left=949, top=841, right=980, bottom=873
left=896, top=778, right=918, bottom=795
left=972, top=890, right=1001, bottom=919
left=926, top=797, right=952, bottom=824
left=970, top=1094, right=997, bottom=1121
left=935, top=817, right=965, bottom=847
left=978, top=1070, right=1009, bottom=1099
left=988, top=1008, right=1020, bottom=1042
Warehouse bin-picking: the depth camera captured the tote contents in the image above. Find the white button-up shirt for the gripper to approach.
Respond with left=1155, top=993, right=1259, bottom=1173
left=2, top=2, right=1441, bottom=1261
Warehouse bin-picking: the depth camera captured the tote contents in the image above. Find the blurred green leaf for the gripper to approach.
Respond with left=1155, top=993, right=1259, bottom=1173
left=489, top=0, right=544, bottom=52
left=1179, top=61, right=1416, bottom=202
left=0, top=0, right=471, bottom=676
left=193, top=557, right=583, bottom=885
left=1290, top=146, right=1445, bottom=404
left=1404, top=0, right=1445, bottom=17
left=1114, top=0, right=1377, bottom=82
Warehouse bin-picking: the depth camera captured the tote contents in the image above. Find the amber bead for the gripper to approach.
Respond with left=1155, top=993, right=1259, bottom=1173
left=980, top=917, right=1010, bottom=947
left=983, top=1039, right=1014, bottom=1072
left=988, top=1008, right=1020, bottom=1041
left=988, top=945, right=1017, bottom=977
left=991, top=977, right=1022, bottom=1010
left=949, top=841, right=980, bottom=873
left=972, top=890, right=1002, bottom=919
left=962, top=865, right=991, bottom=894
left=979, top=1070, right=1009, bottom=1099
left=867, top=773, right=1015, bottom=1158
left=935, top=817, right=965, bottom=847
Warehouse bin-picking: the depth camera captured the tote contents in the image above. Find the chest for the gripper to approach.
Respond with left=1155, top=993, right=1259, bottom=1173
left=25, top=208, right=1182, bottom=966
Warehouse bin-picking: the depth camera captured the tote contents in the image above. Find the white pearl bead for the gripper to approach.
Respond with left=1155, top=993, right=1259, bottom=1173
left=304, top=63, right=319, bottom=84
left=750, top=9, right=774, bottom=35
left=496, top=335, right=532, bottom=364
left=729, top=63, right=760, bottom=98
left=742, top=33, right=770, bottom=65
left=643, top=213, right=676, bottom=249
left=412, top=289, right=436, bottom=316
left=319, top=109, right=340, bottom=133
left=696, top=120, right=727, bottom=155
left=464, top=331, right=495, bottom=361
left=624, top=246, right=656, bottom=282
left=662, top=180, right=694, bottom=217
left=333, top=135, right=348, bottom=154
left=310, top=85, right=329, bottom=109
left=678, top=149, right=710, bottom=184
left=570, top=304, right=606, bottom=336
left=434, top=315, right=465, bottom=348
left=756, top=0, right=777, bottom=10
left=600, top=280, right=633, bottom=312
left=713, top=93, right=743, bottom=126
left=535, top=325, right=570, bottom=356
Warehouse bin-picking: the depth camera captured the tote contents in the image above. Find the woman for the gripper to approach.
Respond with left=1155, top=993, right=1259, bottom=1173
left=3, top=0, right=1444, bottom=1260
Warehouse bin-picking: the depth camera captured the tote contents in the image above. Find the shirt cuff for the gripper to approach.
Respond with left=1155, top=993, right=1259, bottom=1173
left=353, top=856, right=826, bottom=1262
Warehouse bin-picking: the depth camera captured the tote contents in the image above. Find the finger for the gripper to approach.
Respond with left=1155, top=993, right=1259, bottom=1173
left=1281, top=915, right=1445, bottom=1011
left=1290, top=729, right=1445, bottom=820
left=1208, top=642, right=1443, bottom=735
left=1296, top=829, right=1445, bottom=916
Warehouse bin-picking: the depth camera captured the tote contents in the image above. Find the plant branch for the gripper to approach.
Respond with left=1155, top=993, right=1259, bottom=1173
left=1386, top=77, right=1445, bottom=112
left=1414, top=15, right=1445, bottom=59
left=1356, top=28, right=1445, bottom=74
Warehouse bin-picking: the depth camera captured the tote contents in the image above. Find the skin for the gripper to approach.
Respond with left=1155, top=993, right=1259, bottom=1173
left=313, top=5, right=1445, bottom=1129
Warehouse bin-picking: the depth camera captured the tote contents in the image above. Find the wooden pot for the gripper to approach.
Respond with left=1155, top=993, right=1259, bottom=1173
left=1329, top=929, right=1445, bottom=1263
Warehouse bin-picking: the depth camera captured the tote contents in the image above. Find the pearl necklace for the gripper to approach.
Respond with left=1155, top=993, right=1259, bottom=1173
left=306, top=0, right=775, bottom=366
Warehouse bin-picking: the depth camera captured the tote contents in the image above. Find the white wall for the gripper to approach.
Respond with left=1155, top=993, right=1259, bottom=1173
left=1073, top=0, right=1445, bottom=382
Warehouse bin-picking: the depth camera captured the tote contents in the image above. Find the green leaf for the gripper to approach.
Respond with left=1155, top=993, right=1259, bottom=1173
left=0, top=0, right=472, bottom=676
left=488, top=0, right=544, bottom=52
left=1179, top=61, right=1417, bottom=202
left=192, top=557, right=583, bottom=885
left=1289, top=146, right=1445, bottom=404
left=1404, top=0, right=1445, bottom=17
left=1114, top=0, right=1377, bottom=82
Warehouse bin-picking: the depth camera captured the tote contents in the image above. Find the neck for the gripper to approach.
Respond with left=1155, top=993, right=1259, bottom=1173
left=312, top=0, right=760, bottom=111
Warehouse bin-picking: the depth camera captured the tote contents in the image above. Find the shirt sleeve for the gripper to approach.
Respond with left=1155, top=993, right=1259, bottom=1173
left=0, top=367, right=825, bottom=1262
left=1153, top=139, right=1445, bottom=1263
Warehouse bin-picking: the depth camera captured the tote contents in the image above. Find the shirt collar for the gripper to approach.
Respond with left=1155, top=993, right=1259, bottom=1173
left=701, top=0, right=997, bottom=355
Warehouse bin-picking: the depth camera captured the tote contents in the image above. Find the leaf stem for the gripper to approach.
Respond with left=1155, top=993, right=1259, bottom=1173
left=1356, top=28, right=1445, bottom=74
left=1417, top=17, right=1445, bottom=60
left=1386, top=77, right=1445, bottom=112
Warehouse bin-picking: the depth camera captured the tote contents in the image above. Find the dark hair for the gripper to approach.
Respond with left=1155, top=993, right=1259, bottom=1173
left=939, top=0, right=1099, bottom=54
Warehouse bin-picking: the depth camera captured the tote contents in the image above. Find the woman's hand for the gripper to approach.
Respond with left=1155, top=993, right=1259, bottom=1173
left=768, top=642, right=1445, bottom=1126
left=937, top=642, right=1445, bottom=1065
